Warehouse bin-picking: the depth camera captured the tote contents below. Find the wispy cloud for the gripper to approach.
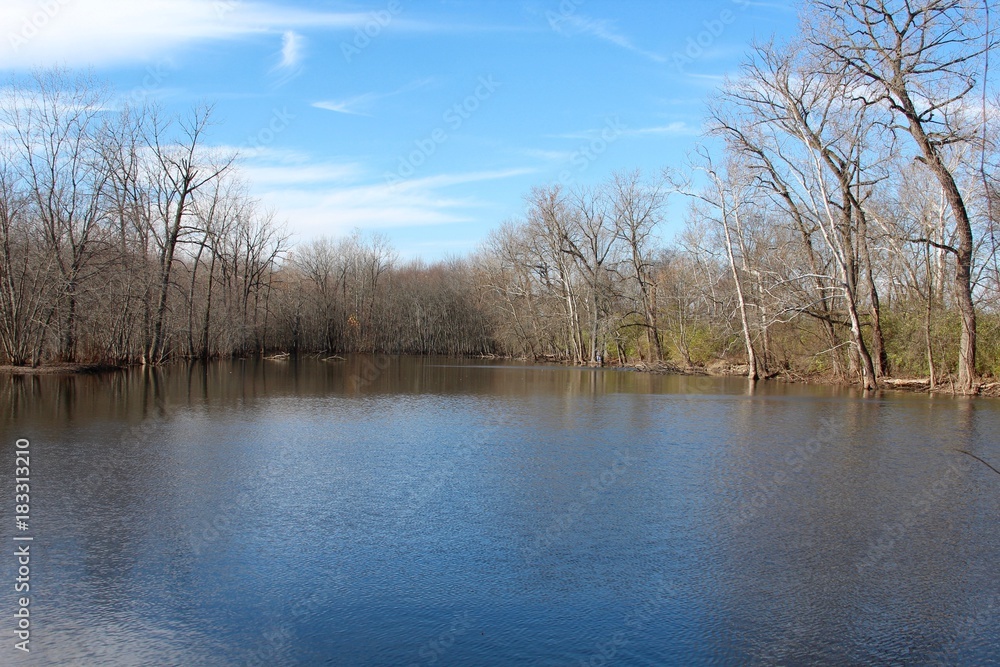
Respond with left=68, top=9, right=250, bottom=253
left=312, top=97, right=374, bottom=116
left=0, top=0, right=464, bottom=69
left=276, top=30, right=303, bottom=71
left=624, top=122, right=699, bottom=137
left=269, top=30, right=305, bottom=87
left=241, top=148, right=533, bottom=239
left=544, top=119, right=696, bottom=142
left=389, top=167, right=536, bottom=191
left=743, top=1, right=797, bottom=11
left=312, top=78, right=434, bottom=117
left=554, top=14, right=665, bottom=63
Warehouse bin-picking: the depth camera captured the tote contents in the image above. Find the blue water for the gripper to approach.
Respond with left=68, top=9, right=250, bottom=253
left=2, top=357, right=998, bottom=665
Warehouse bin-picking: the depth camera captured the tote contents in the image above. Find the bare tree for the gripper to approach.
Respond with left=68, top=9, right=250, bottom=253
left=0, top=143, right=55, bottom=365
left=711, top=40, right=886, bottom=389
left=144, top=106, right=234, bottom=363
left=477, top=222, right=545, bottom=358
left=562, top=186, right=620, bottom=363
left=610, top=169, right=667, bottom=361
left=526, top=186, right=586, bottom=362
left=810, top=0, right=992, bottom=391
left=185, top=177, right=250, bottom=358
left=4, top=70, right=114, bottom=361
left=294, top=237, right=342, bottom=353
left=677, top=150, right=761, bottom=379
left=100, top=102, right=157, bottom=363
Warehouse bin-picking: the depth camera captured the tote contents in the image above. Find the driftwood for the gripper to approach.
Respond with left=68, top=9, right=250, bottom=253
left=979, top=382, right=1000, bottom=397
left=882, top=378, right=931, bottom=391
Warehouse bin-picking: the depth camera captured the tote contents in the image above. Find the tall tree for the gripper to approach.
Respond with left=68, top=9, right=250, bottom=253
left=610, top=170, right=667, bottom=361
left=0, top=142, right=55, bottom=366
left=711, top=40, right=890, bottom=389
left=144, top=106, right=233, bottom=363
left=678, top=151, right=762, bottom=380
left=4, top=70, right=113, bottom=361
left=810, top=0, right=992, bottom=391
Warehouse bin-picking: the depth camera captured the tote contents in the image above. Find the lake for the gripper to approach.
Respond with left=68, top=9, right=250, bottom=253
left=2, top=356, right=998, bottom=665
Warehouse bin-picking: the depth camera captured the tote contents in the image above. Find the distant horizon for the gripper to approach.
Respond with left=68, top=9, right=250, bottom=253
left=0, top=0, right=798, bottom=260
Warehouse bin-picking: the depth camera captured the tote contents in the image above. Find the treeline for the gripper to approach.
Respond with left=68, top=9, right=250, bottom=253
left=476, top=0, right=1000, bottom=392
left=0, top=70, right=289, bottom=366
left=2, top=0, right=999, bottom=392
left=0, top=69, right=495, bottom=363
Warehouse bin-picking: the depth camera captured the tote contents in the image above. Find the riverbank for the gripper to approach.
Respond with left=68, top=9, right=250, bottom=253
left=617, top=359, right=1000, bottom=397
left=5, top=356, right=998, bottom=397
left=0, top=362, right=124, bottom=375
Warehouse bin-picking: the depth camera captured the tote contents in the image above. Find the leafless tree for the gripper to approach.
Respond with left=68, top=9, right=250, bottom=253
left=677, top=150, right=762, bottom=380
left=144, top=106, right=234, bottom=363
left=610, top=169, right=667, bottom=361
left=3, top=70, right=114, bottom=361
left=710, top=39, right=889, bottom=388
left=809, top=0, right=993, bottom=391
left=0, top=142, right=55, bottom=365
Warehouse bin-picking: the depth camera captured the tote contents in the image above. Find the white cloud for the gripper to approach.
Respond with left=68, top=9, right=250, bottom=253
left=0, top=0, right=438, bottom=69
left=625, top=122, right=699, bottom=137
left=238, top=149, right=534, bottom=240
left=275, top=30, right=303, bottom=71
left=3, top=0, right=247, bottom=68
left=686, top=73, right=731, bottom=87
left=268, top=29, right=305, bottom=87
left=742, top=1, right=796, bottom=11
left=312, top=98, right=373, bottom=116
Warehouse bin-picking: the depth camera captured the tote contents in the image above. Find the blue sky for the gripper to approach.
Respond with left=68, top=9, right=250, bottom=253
left=1, top=0, right=798, bottom=259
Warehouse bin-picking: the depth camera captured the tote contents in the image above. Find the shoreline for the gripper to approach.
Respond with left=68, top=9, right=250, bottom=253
left=3, top=357, right=997, bottom=397
left=617, top=359, right=1000, bottom=397
left=0, top=362, right=125, bottom=375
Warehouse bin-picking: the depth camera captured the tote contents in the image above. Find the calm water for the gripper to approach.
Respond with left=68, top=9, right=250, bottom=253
left=2, top=357, right=998, bottom=666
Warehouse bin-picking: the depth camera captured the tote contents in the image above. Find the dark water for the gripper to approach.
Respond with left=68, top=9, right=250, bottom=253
left=2, top=357, right=998, bottom=666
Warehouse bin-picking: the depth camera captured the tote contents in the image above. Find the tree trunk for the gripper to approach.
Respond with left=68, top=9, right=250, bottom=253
left=200, top=248, right=217, bottom=359
left=857, top=208, right=888, bottom=377
left=147, top=190, right=188, bottom=364
left=897, top=90, right=977, bottom=392
left=722, top=206, right=758, bottom=380
left=61, top=283, right=77, bottom=362
left=187, top=236, right=207, bottom=357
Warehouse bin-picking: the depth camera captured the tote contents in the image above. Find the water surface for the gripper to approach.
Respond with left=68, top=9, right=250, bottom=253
left=2, top=357, right=998, bottom=665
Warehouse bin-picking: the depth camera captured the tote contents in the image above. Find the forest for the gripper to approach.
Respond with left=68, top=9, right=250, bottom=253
left=1, top=0, right=999, bottom=393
